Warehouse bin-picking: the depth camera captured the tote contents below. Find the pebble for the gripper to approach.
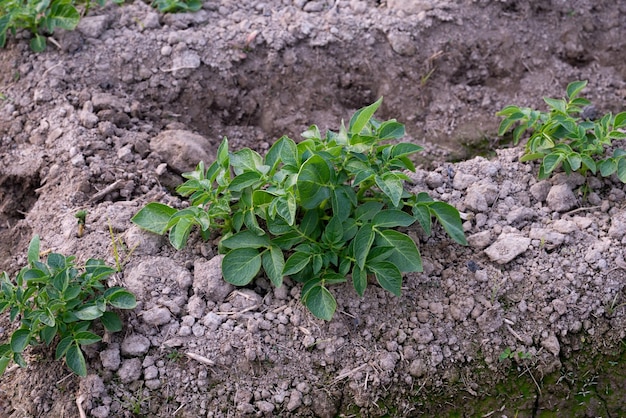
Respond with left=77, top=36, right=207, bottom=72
left=117, top=358, right=142, bottom=383
left=121, top=334, right=151, bottom=357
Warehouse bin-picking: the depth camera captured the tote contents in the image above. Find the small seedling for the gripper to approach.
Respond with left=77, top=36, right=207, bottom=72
left=108, top=221, right=137, bottom=272
left=0, top=235, right=137, bottom=376
left=497, top=80, right=626, bottom=184
left=132, top=99, right=467, bottom=320
left=75, top=210, right=87, bottom=238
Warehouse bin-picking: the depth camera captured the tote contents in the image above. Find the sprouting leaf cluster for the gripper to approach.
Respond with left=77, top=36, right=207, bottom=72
left=151, top=0, right=201, bottom=13
left=0, top=0, right=199, bottom=52
left=0, top=0, right=82, bottom=52
left=0, top=235, right=137, bottom=376
left=132, top=99, right=466, bottom=320
left=497, top=80, right=626, bottom=182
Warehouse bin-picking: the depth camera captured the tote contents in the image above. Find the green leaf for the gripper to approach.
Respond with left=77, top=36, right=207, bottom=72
left=46, top=0, right=80, bottom=31
left=41, top=325, right=57, bottom=345
left=55, top=336, right=73, bottom=360
left=66, top=344, right=87, bottom=377
left=230, top=148, right=264, bottom=174
left=221, top=230, right=271, bottom=249
left=566, top=80, right=587, bottom=99
left=542, top=153, right=563, bottom=174
left=543, top=97, right=567, bottom=114
left=599, top=158, right=617, bottom=177
left=581, top=154, right=597, bottom=174
left=376, top=230, right=422, bottom=272
left=229, top=171, right=262, bottom=192
left=297, top=155, right=332, bottom=209
left=367, top=261, right=402, bottom=297
left=355, top=201, right=384, bottom=222
left=108, top=290, right=137, bottom=309
left=413, top=204, right=432, bottom=236
left=378, top=120, right=405, bottom=140
left=354, top=223, right=375, bottom=270
left=617, top=158, right=626, bottom=183
left=614, top=112, right=626, bottom=129
left=10, top=329, right=30, bottom=353
left=275, top=193, right=297, bottom=225
left=375, top=173, right=403, bottom=207
left=217, top=137, right=229, bottom=166
left=322, top=216, right=344, bottom=245
left=0, top=356, right=10, bottom=375
left=283, top=252, right=311, bottom=276
left=169, top=217, right=193, bottom=250
left=131, top=203, right=177, bottom=235
left=28, top=235, right=40, bottom=265
left=302, top=285, right=336, bottom=321
left=373, top=210, right=415, bottom=228
left=262, top=246, right=285, bottom=287
left=352, top=264, right=367, bottom=297
left=520, top=152, right=545, bottom=162
left=30, top=35, right=47, bottom=52
left=222, top=248, right=262, bottom=286
left=349, top=97, right=382, bottom=135
left=430, top=202, right=467, bottom=245
left=73, top=331, right=102, bottom=346
left=75, top=305, right=104, bottom=321
left=101, top=311, right=123, bottom=332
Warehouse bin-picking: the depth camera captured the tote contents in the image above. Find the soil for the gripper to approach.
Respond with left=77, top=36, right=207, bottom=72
left=1, top=0, right=626, bottom=417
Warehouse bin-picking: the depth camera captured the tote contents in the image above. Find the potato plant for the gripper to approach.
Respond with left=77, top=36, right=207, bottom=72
left=0, top=235, right=137, bottom=376
left=133, top=99, right=467, bottom=320
left=497, top=80, right=626, bottom=183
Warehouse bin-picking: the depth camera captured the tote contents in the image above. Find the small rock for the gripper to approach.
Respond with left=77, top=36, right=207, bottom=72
left=150, top=130, right=212, bottom=173
left=287, top=389, right=303, bottom=411
left=530, top=180, right=551, bottom=202
left=529, top=228, right=565, bottom=247
left=379, top=352, right=398, bottom=371
left=123, top=225, right=163, bottom=256
left=256, top=401, right=275, bottom=413
left=546, top=184, right=578, bottom=212
left=202, top=312, right=224, bottom=331
left=413, top=327, right=434, bottom=344
left=484, top=233, right=531, bottom=264
left=121, top=334, right=151, bottom=357
left=552, top=219, right=578, bottom=234
left=541, top=334, right=560, bottom=356
left=142, top=306, right=172, bottom=326
left=409, top=359, right=426, bottom=377
left=144, top=365, right=158, bottom=380
left=193, top=255, right=233, bottom=303
left=187, top=295, right=206, bottom=318
left=551, top=299, right=567, bottom=316
left=117, top=144, right=134, bottom=162
left=467, top=230, right=492, bottom=249
left=452, top=173, right=478, bottom=190
left=117, top=358, right=142, bottom=383
left=608, top=210, right=626, bottom=239
left=476, top=308, right=503, bottom=333
left=77, top=15, right=110, bottom=38
left=387, top=30, right=416, bottom=56
left=100, top=344, right=121, bottom=371
left=387, top=0, right=433, bottom=13
left=92, top=92, right=127, bottom=112
left=425, top=172, right=444, bottom=189
left=90, top=405, right=110, bottom=418
left=506, top=207, right=537, bottom=225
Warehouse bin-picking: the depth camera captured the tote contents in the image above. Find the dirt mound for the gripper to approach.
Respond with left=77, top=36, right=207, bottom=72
left=1, top=1, right=626, bottom=416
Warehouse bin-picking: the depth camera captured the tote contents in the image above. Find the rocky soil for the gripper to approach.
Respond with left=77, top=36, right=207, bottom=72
left=1, top=0, right=626, bottom=416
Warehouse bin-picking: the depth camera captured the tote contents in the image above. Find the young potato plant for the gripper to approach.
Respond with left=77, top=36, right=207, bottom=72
left=0, top=0, right=197, bottom=52
left=0, top=236, right=137, bottom=376
left=497, top=80, right=626, bottom=183
left=0, top=0, right=82, bottom=52
left=132, top=99, right=467, bottom=320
